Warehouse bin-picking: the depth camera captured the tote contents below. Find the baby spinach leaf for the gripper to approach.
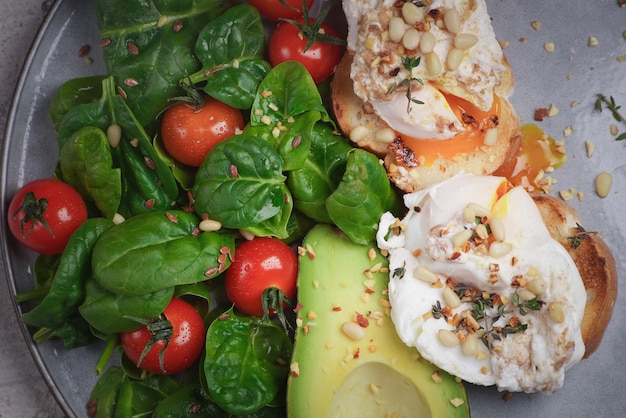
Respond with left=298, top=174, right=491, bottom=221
left=49, top=75, right=105, bottom=128
left=287, top=122, right=353, bottom=223
left=59, top=126, right=121, bottom=219
left=189, top=4, right=270, bottom=110
left=92, top=210, right=235, bottom=296
left=193, top=134, right=292, bottom=239
left=327, top=149, right=402, bottom=245
left=95, top=0, right=226, bottom=127
left=203, top=308, right=292, bottom=416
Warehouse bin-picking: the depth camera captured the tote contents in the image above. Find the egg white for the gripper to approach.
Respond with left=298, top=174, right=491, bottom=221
left=377, top=174, right=587, bottom=393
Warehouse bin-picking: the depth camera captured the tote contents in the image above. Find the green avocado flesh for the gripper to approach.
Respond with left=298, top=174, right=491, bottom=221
left=287, top=224, right=469, bottom=418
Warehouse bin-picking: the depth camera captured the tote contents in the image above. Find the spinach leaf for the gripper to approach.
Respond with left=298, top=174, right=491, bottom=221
left=59, top=126, right=121, bottom=219
left=327, top=149, right=402, bottom=245
left=115, top=373, right=182, bottom=417
left=89, top=367, right=126, bottom=418
left=95, top=0, right=226, bottom=128
left=204, top=308, right=292, bottom=416
left=92, top=210, right=235, bottom=295
left=193, top=134, right=293, bottom=239
left=189, top=4, right=270, bottom=110
left=287, top=122, right=352, bottom=222
left=49, top=75, right=105, bottom=128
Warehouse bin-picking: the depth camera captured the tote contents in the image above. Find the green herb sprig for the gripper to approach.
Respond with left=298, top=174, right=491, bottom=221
left=567, top=222, right=598, bottom=249
left=386, top=56, right=425, bottom=113
left=594, top=94, right=626, bottom=142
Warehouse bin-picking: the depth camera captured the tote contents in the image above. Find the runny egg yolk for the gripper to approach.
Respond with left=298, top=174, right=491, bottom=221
left=494, top=123, right=567, bottom=189
left=398, top=92, right=501, bottom=166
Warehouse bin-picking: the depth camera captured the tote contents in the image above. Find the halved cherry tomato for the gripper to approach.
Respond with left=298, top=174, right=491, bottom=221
left=247, top=0, right=314, bottom=21
left=225, top=237, right=298, bottom=318
left=120, top=298, right=205, bottom=375
left=268, top=18, right=344, bottom=83
left=7, top=179, right=88, bottom=255
left=160, top=96, right=244, bottom=167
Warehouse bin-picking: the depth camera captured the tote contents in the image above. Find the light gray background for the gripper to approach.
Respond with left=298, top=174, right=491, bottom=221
left=0, top=0, right=65, bottom=416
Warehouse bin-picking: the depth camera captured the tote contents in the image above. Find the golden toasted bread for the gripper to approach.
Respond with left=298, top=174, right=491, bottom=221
left=532, top=194, right=617, bottom=357
left=331, top=53, right=522, bottom=193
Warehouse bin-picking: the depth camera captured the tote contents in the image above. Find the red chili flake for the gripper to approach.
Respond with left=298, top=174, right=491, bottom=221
left=229, top=164, right=238, bottom=178
left=144, top=156, right=156, bottom=170
left=292, top=135, right=302, bottom=148
left=144, top=199, right=155, bottom=209
left=205, top=267, right=219, bottom=277
left=364, top=288, right=375, bottom=295
left=127, top=41, right=139, bottom=55
left=99, top=38, right=111, bottom=47
left=293, top=302, right=303, bottom=313
left=534, top=107, right=549, bottom=121
left=353, top=347, right=361, bottom=359
left=78, top=44, right=91, bottom=57
left=166, top=212, right=179, bottom=223
left=355, top=312, right=370, bottom=328
left=191, top=227, right=201, bottom=236
left=218, top=313, right=231, bottom=321
left=87, top=399, right=98, bottom=417
left=332, top=306, right=342, bottom=312
left=117, top=86, right=128, bottom=99
left=172, top=19, right=183, bottom=32
left=124, top=78, right=139, bottom=87
left=284, top=193, right=290, bottom=203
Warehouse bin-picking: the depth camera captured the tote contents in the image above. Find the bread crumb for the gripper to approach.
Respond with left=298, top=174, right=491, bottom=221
left=499, top=40, right=510, bottom=49
left=559, top=190, right=573, bottom=201
left=544, top=42, right=555, bottom=53
left=610, top=124, right=619, bottom=136
left=567, top=74, right=574, bottom=80
left=577, top=191, right=584, bottom=201
left=585, top=141, right=596, bottom=158
left=588, top=36, right=599, bottom=47
left=531, top=21, right=541, bottom=30
left=571, top=100, right=580, bottom=107
left=617, top=55, right=626, bottom=62
left=563, top=126, right=573, bottom=137
left=548, top=104, right=559, bottom=116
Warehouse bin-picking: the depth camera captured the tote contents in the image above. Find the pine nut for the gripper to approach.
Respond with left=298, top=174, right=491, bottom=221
left=444, top=286, right=461, bottom=309
left=438, top=329, right=459, bottom=347
left=489, top=241, right=512, bottom=258
left=490, top=217, right=506, bottom=241
left=413, top=265, right=440, bottom=285
left=199, top=219, right=222, bottom=232
left=403, top=28, right=421, bottom=50
left=402, top=2, right=425, bottom=25
left=526, top=278, right=547, bottom=296
left=467, top=202, right=490, bottom=217
left=548, top=302, right=565, bottom=323
left=595, top=172, right=613, bottom=198
left=517, top=289, right=536, bottom=301
left=454, top=33, right=478, bottom=50
left=420, top=31, right=436, bottom=54
left=349, top=125, right=369, bottom=143
left=462, top=206, right=476, bottom=223
left=107, top=124, right=122, bottom=147
left=444, top=8, right=461, bottom=34
left=375, top=128, right=396, bottom=144
left=451, top=228, right=473, bottom=248
left=483, top=127, right=498, bottom=146
left=446, top=47, right=464, bottom=70
left=389, top=17, right=406, bottom=43
left=475, top=223, right=489, bottom=240
left=342, top=321, right=365, bottom=341
left=462, top=333, right=479, bottom=357
left=426, top=52, right=443, bottom=75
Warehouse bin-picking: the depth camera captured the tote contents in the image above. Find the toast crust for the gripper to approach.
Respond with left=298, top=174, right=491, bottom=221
left=331, top=52, right=522, bottom=193
left=532, top=194, right=617, bottom=357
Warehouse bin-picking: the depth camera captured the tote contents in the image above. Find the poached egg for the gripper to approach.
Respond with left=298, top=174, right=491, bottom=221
left=343, top=0, right=507, bottom=140
left=377, top=174, right=587, bottom=393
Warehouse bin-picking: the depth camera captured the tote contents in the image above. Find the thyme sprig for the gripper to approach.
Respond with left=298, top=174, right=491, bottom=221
left=594, top=93, right=626, bottom=141
left=567, top=222, right=598, bottom=249
left=386, top=56, right=425, bottom=113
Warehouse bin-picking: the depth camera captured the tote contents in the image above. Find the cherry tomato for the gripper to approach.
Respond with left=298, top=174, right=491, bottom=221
left=268, top=18, right=343, bottom=83
left=225, top=237, right=298, bottom=318
left=120, top=298, right=206, bottom=375
left=160, top=97, right=244, bottom=167
left=7, top=179, right=88, bottom=255
left=247, top=0, right=314, bottom=21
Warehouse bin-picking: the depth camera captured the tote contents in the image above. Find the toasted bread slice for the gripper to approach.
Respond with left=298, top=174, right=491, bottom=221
left=331, top=53, right=522, bottom=193
left=532, top=194, right=617, bottom=357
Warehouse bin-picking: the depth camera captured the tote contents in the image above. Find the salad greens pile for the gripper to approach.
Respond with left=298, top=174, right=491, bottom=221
left=17, top=0, right=402, bottom=416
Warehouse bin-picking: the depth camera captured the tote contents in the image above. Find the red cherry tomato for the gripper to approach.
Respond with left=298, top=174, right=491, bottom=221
left=120, top=298, right=206, bottom=375
left=268, top=18, right=344, bottom=83
left=7, top=179, right=88, bottom=255
left=247, top=0, right=314, bottom=21
left=225, top=237, right=298, bottom=317
left=160, top=97, right=244, bottom=167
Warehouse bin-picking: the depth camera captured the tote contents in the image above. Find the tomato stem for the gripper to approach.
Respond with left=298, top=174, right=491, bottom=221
left=13, top=191, right=55, bottom=239
left=261, top=287, right=293, bottom=333
left=15, top=285, right=51, bottom=303
left=280, top=0, right=346, bottom=52
left=136, top=314, right=174, bottom=374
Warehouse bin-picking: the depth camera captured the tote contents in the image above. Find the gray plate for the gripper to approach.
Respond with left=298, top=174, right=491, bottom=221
left=1, top=0, right=625, bottom=417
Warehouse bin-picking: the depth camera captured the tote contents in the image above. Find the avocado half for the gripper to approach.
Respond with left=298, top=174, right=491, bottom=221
left=287, top=224, right=469, bottom=418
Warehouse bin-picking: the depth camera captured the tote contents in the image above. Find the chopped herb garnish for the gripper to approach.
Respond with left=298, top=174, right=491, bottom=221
left=595, top=94, right=626, bottom=141
left=387, top=56, right=425, bottom=113
left=393, top=262, right=407, bottom=279
left=431, top=300, right=444, bottom=319
left=567, top=222, right=597, bottom=249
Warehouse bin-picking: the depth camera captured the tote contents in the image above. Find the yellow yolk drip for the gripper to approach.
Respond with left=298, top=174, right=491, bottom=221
left=495, top=123, right=567, bottom=189
left=399, top=93, right=501, bottom=166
